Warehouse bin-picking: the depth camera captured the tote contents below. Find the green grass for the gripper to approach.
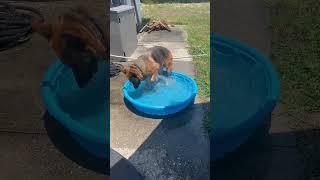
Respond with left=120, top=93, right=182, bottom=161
left=142, top=3, right=210, bottom=133
left=266, top=0, right=320, bottom=179
left=142, top=3, right=210, bottom=99
left=265, top=0, right=320, bottom=116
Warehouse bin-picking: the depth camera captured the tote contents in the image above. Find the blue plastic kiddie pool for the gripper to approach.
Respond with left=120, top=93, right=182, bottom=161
left=211, top=33, right=280, bottom=161
left=42, top=59, right=109, bottom=159
left=123, top=71, right=198, bottom=116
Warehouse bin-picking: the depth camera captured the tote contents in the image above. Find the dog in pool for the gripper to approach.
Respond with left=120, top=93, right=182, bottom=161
left=121, top=46, right=173, bottom=89
left=31, top=6, right=108, bottom=88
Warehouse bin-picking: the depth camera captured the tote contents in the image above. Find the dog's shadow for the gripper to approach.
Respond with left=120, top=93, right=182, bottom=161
left=42, top=111, right=109, bottom=175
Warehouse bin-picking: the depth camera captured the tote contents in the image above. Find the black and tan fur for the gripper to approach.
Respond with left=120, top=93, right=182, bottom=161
left=31, top=6, right=108, bottom=88
left=122, top=46, right=173, bottom=88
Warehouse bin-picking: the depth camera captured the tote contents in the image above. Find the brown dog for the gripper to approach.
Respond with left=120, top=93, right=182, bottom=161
left=122, top=46, right=173, bottom=89
left=31, top=6, right=108, bottom=87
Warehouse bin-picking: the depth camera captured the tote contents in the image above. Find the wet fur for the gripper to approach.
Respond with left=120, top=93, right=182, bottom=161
left=148, top=46, right=173, bottom=79
left=122, top=46, right=173, bottom=88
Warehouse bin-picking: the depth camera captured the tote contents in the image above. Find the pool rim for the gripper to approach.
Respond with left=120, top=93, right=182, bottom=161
left=210, top=33, right=280, bottom=160
left=122, top=71, right=198, bottom=115
left=211, top=33, right=280, bottom=105
left=41, top=59, right=108, bottom=145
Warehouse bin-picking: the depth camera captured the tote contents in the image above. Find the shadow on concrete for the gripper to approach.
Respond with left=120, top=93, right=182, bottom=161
left=42, top=111, right=109, bottom=175
left=123, top=101, right=210, bottom=179
left=211, top=118, right=272, bottom=180
left=211, top=118, right=304, bottom=180
left=110, top=148, right=144, bottom=180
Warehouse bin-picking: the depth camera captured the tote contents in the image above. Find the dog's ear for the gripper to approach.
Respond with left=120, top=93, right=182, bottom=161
left=122, top=67, right=133, bottom=80
left=121, top=67, right=129, bottom=75
left=31, top=22, right=53, bottom=40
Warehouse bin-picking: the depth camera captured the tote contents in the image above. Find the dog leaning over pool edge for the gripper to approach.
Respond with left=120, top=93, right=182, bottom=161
left=31, top=6, right=173, bottom=88
left=121, top=46, right=173, bottom=89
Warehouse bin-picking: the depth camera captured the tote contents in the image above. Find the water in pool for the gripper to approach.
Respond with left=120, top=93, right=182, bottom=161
left=128, top=75, right=193, bottom=107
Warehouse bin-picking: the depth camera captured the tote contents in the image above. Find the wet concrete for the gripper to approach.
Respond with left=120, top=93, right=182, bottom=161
left=110, top=26, right=210, bottom=180
left=110, top=148, right=144, bottom=180
left=211, top=0, right=303, bottom=179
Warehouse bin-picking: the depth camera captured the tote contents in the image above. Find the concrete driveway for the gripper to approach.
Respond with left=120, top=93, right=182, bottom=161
left=110, top=26, right=210, bottom=180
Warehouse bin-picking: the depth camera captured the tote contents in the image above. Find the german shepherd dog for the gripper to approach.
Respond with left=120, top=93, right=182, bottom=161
left=121, top=46, right=173, bottom=89
left=31, top=6, right=108, bottom=88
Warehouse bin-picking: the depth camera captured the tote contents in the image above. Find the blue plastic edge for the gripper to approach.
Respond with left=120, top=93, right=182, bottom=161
left=122, top=71, right=198, bottom=116
left=41, top=59, right=108, bottom=145
left=210, top=33, right=280, bottom=160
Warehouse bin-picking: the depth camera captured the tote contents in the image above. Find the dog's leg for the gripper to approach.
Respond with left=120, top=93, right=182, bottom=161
left=166, top=52, right=173, bottom=76
left=151, top=72, right=158, bottom=82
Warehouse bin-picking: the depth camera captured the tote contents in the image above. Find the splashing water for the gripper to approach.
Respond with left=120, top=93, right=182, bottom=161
left=128, top=75, right=193, bottom=107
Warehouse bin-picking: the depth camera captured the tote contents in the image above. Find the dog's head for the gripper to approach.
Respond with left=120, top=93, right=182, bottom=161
left=32, top=7, right=108, bottom=87
left=121, top=64, right=144, bottom=89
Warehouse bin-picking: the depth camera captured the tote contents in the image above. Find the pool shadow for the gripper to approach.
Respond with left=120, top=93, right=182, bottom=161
left=119, top=101, right=211, bottom=179
left=123, top=97, right=193, bottom=129
left=211, top=117, right=273, bottom=179
left=42, top=111, right=109, bottom=175
left=211, top=116, right=305, bottom=180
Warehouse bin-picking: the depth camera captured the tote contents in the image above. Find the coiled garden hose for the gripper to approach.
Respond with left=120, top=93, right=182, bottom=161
left=0, top=2, right=44, bottom=51
left=110, top=62, right=123, bottom=77
left=0, top=2, right=124, bottom=79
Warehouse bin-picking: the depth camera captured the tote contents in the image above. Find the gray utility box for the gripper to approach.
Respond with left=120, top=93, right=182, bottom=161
left=110, top=5, right=137, bottom=60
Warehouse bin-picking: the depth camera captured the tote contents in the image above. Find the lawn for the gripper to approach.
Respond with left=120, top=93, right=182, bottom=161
left=266, top=0, right=320, bottom=179
left=266, top=0, right=320, bottom=115
left=141, top=3, right=210, bottom=100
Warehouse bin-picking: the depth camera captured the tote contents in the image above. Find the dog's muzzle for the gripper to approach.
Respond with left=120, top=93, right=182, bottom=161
left=129, top=75, right=141, bottom=89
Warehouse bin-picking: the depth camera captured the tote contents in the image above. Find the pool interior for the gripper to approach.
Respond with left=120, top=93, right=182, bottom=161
left=52, top=61, right=108, bottom=141
left=127, top=75, right=193, bottom=107
left=213, top=41, right=269, bottom=132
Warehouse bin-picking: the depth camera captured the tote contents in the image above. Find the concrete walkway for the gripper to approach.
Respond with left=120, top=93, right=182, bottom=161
left=110, top=26, right=210, bottom=180
left=212, top=0, right=303, bottom=179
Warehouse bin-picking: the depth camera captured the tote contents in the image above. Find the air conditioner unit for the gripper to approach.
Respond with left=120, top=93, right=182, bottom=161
left=110, top=5, right=137, bottom=61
